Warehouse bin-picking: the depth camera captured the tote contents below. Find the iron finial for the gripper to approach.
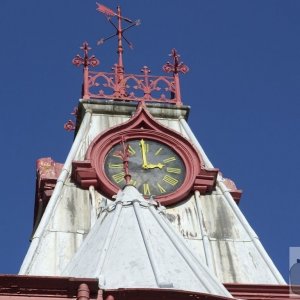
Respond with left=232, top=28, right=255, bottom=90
left=72, top=42, right=100, bottom=68
left=163, top=48, right=189, bottom=75
left=163, top=49, right=189, bottom=105
left=72, top=42, right=99, bottom=99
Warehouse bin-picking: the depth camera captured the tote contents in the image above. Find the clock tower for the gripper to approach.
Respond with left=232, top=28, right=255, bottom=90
left=1, top=4, right=296, bottom=300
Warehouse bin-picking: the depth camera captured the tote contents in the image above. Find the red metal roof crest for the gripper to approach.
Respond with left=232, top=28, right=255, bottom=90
left=72, top=4, right=189, bottom=105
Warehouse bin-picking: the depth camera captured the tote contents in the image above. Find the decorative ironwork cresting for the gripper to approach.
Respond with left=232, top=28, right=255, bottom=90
left=72, top=42, right=99, bottom=99
left=64, top=107, right=78, bottom=131
left=72, top=4, right=189, bottom=105
left=163, top=49, right=189, bottom=105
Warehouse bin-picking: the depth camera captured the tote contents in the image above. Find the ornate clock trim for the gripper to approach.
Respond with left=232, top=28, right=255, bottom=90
left=72, top=106, right=218, bottom=205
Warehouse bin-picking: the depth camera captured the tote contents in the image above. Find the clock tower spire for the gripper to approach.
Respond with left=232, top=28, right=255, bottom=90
left=6, top=4, right=293, bottom=300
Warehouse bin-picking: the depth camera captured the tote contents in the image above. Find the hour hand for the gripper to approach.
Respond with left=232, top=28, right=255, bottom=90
left=145, top=163, right=165, bottom=169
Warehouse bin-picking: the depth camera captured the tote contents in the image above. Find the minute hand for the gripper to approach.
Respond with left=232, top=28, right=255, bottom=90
left=140, top=139, right=148, bottom=168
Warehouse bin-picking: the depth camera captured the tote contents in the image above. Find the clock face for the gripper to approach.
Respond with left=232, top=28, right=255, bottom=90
left=104, top=139, right=186, bottom=197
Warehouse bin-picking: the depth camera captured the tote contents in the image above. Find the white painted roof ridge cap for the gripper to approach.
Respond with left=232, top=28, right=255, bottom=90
left=106, top=185, right=160, bottom=210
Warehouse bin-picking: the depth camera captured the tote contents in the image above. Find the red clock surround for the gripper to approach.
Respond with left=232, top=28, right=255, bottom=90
left=72, top=105, right=218, bottom=206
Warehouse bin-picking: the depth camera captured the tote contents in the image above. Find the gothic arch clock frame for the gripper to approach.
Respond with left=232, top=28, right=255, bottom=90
left=72, top=106, right=218, bottom=206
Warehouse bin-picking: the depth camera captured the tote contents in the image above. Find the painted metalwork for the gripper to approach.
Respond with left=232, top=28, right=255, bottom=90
left=64, top=120, right=75, bottom=131
left=72, top=42, right=100, bottom=99
left=87, top=65, right=179, bottom=103
left=96, top=4, right=140, bottom=73
left=63, top=185, right=232, bottom=298
left=112, top=136, right=132, bottom=185
left=64, top=107, right=78, bottom=131
left=163, top=49, right=189, bottom=104
left=72, top=5, right=188, bottom=105
left=0, top=275, right=295, bottom=300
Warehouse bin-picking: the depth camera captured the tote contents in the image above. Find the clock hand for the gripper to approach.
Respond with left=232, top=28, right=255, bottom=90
left=139, top=139, right=149, bottom=168
left=145, top=163, right=165, bottom=169
left=140, top=140, right=165, bottom=170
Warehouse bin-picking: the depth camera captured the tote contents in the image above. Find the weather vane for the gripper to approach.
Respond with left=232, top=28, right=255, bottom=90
left=96, top=3, right=140, bottom=74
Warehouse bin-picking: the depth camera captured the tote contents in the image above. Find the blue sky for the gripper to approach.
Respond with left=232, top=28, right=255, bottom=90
left=0, top=1, right=299, bottom=281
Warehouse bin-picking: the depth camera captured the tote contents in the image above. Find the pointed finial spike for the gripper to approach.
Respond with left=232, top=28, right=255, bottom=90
left=96, top=4, right=140, bottom=74
left=163, top=49, right=189, bottom=74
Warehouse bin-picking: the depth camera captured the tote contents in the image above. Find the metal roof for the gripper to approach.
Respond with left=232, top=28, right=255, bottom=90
left=62, top=185, right=232, bottom=297
left=19, top=102, right=285, bottom=285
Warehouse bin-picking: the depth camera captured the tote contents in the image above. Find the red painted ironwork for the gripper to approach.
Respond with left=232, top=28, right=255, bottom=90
left=113, top=136, right=132, bottom=185
left=72, top=6, right=188, bottom=105
left=96, top=4, right=140, bottom=99
left=81, top=49, right=188, bottom=104
left=87, top=66, right=177, bottom=103
left=163, top=49, right=189, bottom=74
left=71, top=106, right=78, bottom=117
left=72, top=42, right=99, bottom=99
left=64, top=107, right=79, bottom=131
left=72, top=106, right=218, bottom=206
left=64, top=120, right=75, bottom=131
left=96, top=3, right=116, bottom=17
left=96, top=4, right=140, bottom=68
left=163, top=49, right=189, bottom=105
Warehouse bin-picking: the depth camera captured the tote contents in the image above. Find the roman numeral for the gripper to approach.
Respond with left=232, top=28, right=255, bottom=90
left=163, top=156, right=176, bottom=163
left=163, top=175, right=178, bottom=186
left=108, top=163, right=123, bottom=169
left=157, top=183, right=166, bottom=193
left=143, top=183, right=151, bottom=196
left=167, top=167, right=181, bottom=174
left=128, top=145, right=136, bottom=155
left=130, top=179, right=137, bottom=186
left=155, top=147, right=162, bottom=156
left=112, top=172, right=125, bottom=183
